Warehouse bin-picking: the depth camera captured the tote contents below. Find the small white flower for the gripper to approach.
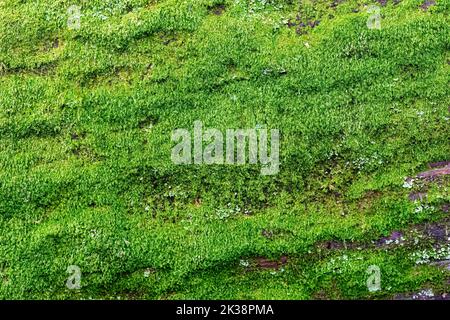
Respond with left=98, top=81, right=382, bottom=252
left=403, top=178, right=414, bottom=188
left=419, top=289, right=434, bottom=298
left=144, top=269, right=152, bottom=277
left=239, top=259, right=250, bottom=267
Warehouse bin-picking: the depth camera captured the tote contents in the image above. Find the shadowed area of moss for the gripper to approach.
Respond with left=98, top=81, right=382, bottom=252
left=0, top=0, right=449, bottom=299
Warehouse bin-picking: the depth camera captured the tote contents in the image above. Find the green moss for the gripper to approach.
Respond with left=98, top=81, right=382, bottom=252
left=0, top=0, right=449, bottom=299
